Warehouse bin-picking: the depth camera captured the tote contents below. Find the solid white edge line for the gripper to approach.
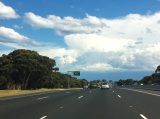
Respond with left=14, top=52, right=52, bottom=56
left=0, top=91, right=56, bottom=101
left=40, top=116, right=47, bottom=119
left=78, top=96, right=84, bottom=99
left=121, top=88, right=160, bottom=97
left=117, top=95, right=121, bottom=98
left=140, top=114, right=148, bottom=119
left=0, top=89, right=82, bottom=101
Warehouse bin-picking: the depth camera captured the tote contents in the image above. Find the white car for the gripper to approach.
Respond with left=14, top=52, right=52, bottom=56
left=101, top=82, right=110, bottom=89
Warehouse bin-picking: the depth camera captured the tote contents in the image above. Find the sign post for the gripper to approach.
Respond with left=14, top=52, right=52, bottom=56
left=67, top=71, right=80, bottom=88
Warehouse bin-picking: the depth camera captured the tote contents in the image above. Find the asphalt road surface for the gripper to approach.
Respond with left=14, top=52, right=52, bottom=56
left=0, top=88, right=160, bottom=119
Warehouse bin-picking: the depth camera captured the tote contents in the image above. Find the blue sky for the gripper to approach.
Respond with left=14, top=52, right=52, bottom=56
left=0, top=0, right=160, bottom=80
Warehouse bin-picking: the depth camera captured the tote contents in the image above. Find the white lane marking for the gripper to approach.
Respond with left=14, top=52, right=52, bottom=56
left=40, top=116, right=47, bottom=119
left=0, top=89, right=83, bottom=101
left=117, top=95, right=121, bottom=98
left=59, top=106, right=64, bottom=109
left=65, top=91, right=71, bottom=94
left=0, top=90, right=58, bottom=101
left=140, top=114, right=148, bottom=119
left=113, top=91, right=114, bottom=93
left=78, top=96, right=84, bottom=99
left=121, top=88, right=160, bottom=97
left=129, top=105, right=133, bottom=108
left=37, top=96, right=48, bottom=100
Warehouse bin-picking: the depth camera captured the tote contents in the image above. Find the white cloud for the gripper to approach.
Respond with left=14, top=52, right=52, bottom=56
left=22, top=11, right=160, bottom=72
left=65, top=34, right=129, bottom=53
left=77, top=63, right=116, bottom=71
left=39, top=48, right=78, bottom=64
left=0, top=26, right=45, bottom=51
left=25, top=12, right=109, bottom=35
left=0, top=42, right=25, bottom=49
left=0, top=1, right=19, bottom=19
left=0, top=26, right=29, bottom=43
left=24, top=12, right=53, bottom=28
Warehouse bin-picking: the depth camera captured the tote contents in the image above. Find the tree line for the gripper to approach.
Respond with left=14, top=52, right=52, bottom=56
left=116, top=66, right=160, bottom=86
left=0, top=49, right=88, bottom=89
left=140, top=66, right=160, bottom=85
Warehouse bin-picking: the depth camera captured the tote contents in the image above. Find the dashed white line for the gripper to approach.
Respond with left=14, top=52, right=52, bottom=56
left=113, top=91, right=114, bottom=93
left=78, top=96, right=84, bottom=99
left=117, top=95, right=121, bottom=98
left=140, top=114, right=148, bottom=119
left=40, top=116, right=47, bottom=119
left=37, top=96, right=48, bottom=100
left=121, top=88, right=160, bottom=97
left=65, top=91, right=71, bottom=94
left=59, top=106, right=64, bottom=109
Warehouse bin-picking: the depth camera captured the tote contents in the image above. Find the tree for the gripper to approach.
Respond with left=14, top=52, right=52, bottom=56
left=80, top=79, right=88, bottom=87
left=155, top=65, right=160, bottom=73
left=0, top=49, right=86, bottom=89
left=140, top=76, right=152, bottom=84
left=0, top=49, right=56, bottom=89
left=0, top=76, right=8, bottom=89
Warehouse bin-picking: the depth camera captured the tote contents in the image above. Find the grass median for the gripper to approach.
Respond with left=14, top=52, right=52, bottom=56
left=0, top=88, right=82, bottom=98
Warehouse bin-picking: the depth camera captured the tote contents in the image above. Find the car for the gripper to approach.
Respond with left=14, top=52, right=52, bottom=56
left=83, top=85, right=89, bottom=89
left=101, top=82, right=110, bottom=89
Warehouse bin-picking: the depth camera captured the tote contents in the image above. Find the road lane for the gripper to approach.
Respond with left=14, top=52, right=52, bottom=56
left=0, top=89, right=84, bottom=119
left=39, top=89, right=141, bottom=119
left=0, top=88, right=159, bottom=119
left=116, top=88, right=160, bottom=119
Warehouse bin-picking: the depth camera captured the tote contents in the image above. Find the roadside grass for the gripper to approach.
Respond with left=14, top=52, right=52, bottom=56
left=0, top=88, right=82, bottom=98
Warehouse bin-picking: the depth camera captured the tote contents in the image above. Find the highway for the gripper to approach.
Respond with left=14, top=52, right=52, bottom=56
left=0, top=88, right=160, bottom=119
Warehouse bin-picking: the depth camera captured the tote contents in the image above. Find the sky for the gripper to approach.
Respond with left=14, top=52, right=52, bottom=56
left=0, top=0, right=160, bottom=80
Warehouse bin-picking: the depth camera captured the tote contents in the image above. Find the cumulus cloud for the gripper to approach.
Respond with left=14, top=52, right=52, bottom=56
left=39, top=48, right=78, bottom=64
left=65, top=34, right=129, bottom=53
left=25, top=12, right=109, bottom=35
left=0, top=26, right=44, bottom=50
left=0, top=1, right=19, bottom=19
left=24, top=11, right=160, bottom=72
left=73, top=63, right=116, bottom=71
left=0, top=26, right=28, bottom=43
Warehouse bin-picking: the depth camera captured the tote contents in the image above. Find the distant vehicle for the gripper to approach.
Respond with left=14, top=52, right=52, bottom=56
left=83, top=85, right=89, bottom=89
left=101, top=82, right=110, bottom=89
